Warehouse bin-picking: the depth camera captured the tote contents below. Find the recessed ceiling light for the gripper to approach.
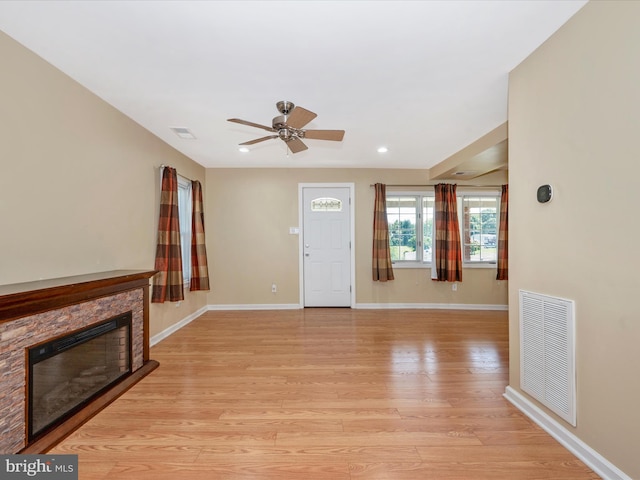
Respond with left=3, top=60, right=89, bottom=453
left=169, top=127, right=196, bottom=139
left=377, top=146, right=388, bottom=153
left=238, top=147, right=250, bottom=153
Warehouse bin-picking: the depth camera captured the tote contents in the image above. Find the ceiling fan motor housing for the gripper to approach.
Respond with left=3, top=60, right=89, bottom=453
left=272, top=115, right=288, bottom=130
left=273, top=101, right=296, bottom=130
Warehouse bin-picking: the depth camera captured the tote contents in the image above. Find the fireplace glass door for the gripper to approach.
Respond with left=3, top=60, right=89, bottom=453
left=28, top=312, right=132, bottom=440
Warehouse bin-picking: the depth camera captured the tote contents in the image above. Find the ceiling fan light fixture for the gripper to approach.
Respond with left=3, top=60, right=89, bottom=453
left=377, top=146, right=388, bottom=153
left=238, top=146, right=250, bottom=153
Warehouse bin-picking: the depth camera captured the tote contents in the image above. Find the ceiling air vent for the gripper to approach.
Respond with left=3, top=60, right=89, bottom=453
left=170, top=127, right=196, bottom=139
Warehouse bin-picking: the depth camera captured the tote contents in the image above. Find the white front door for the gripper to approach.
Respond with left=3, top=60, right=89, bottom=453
left=302, top=186, right=352, bottom=307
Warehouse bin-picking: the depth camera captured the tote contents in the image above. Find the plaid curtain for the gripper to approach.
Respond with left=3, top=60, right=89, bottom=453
left=433, top=183, right=462, bottom=282
left=152, top=167, right=184, bottom=303
left=496, top=184, right=509, bottom=280
left=190, top=180, right=211, bottom=291
left=372, top=183, right=394, bottom=281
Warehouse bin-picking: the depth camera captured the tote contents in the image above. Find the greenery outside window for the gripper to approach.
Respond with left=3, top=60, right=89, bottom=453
left=386, top=194, right=434, bottom=265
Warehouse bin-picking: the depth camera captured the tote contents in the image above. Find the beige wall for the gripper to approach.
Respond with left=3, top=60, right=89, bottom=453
left=206, top=168, right=507, bottom=307
left=509, top=1, right=640, bottom=477
left=0, top=31, right=207, bottom=338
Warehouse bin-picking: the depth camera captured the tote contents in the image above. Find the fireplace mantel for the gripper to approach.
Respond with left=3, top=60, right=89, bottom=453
left=1, top=270, right=154, bottom=322
left=0, top=270, right=158, bottom=454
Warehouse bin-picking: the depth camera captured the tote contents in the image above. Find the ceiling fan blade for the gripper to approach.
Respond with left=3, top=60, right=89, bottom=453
left=227, top=118, right=276, bottom=132
left=239, top=135, right=278, bottom=145
left=286, top=137, right=308, bottom=154
left=303, top=129, right=345, bottom=141
left=286, top=107, right=317, bottom=129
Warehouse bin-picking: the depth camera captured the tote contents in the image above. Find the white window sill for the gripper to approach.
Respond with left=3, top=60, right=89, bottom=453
left=391, top=263, right=430, bottom=269
left=391, top=262, right=496, bottom=269
left=463, top=262, right=497, bottom=269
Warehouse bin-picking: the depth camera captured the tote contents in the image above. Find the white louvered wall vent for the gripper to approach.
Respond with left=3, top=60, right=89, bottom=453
left=520, top=290, right=576, bottom=426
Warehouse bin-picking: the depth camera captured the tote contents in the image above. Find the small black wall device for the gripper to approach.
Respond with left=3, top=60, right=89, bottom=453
left=537, top=184, right=553, bottom=203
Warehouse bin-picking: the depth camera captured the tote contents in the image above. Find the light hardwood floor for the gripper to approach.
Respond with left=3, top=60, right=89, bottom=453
left=50, top=309, right=599, bottom=479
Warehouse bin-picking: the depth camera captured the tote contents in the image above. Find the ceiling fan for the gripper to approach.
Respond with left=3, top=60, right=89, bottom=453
left=227, top=101, right=345, bottom=153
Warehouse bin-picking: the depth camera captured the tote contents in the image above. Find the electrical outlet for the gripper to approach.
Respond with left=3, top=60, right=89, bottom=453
left=452, top=283, right=457, bottom=291
left=271, top=284, right=277, bottom=293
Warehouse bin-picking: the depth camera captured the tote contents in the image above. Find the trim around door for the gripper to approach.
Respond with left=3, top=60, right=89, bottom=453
left=298, top=183, right=355, bottom=308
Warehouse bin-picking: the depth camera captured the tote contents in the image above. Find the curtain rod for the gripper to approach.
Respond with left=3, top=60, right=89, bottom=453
left=160, top=164, right=194, bottom=183
left=369, top=183, right=505, bottom=188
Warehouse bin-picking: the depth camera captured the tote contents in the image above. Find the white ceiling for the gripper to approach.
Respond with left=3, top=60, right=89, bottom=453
left=0, top=1, right=587, bottom=169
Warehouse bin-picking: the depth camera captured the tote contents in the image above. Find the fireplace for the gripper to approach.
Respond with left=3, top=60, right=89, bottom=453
left=0, top=270, right=157, bottom=454
left=28, top=312, right=133, bottom=441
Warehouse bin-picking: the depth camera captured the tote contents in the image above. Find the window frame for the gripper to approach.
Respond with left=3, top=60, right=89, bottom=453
left=177, top=175, right=193, bottom=285
left=459, top=191, right=500, bottom=268
left=386, top=190, right=434, bottom=269
left=385, top=188, right=500, bottom=269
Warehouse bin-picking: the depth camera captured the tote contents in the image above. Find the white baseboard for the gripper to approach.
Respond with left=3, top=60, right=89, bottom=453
left=504, top=386, right=631, bottom=480
left=207, top=303, right=302, bottom=311
left=150, top=305, right=208, bottom=347
left=355, top=302, right=508, bottom=310
left=207, top=303, right=507, bottom=311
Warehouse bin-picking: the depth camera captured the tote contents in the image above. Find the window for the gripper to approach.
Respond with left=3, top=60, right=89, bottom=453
left=177, top=176, right=192, bottom=284
left=386, top=190, right=499, bottom=268
left=460, top=195, right=498, bottom=264
left=311, top=197, right=342, bottom=212
left=386, top=194, right=434, bottom=265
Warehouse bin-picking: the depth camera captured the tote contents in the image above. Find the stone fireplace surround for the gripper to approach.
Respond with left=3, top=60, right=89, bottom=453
left=0, top=270, right=157, bottom=454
